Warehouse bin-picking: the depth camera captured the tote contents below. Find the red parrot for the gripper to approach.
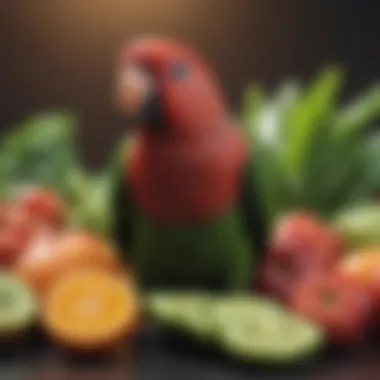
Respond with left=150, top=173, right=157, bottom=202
left=110, top=36, right=263, bottom=290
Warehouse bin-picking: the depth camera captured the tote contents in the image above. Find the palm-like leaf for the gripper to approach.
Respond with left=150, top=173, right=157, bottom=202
left=243, top=67, right=380, bottom=228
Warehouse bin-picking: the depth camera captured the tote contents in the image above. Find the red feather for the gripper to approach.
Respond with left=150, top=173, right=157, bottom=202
left=121, top=37, right=248, bottom=222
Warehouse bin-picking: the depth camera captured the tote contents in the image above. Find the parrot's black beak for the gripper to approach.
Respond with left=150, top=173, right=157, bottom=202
left=115, top=66, right=163, bottom=132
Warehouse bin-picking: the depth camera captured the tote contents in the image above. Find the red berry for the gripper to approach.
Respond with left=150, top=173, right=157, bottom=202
left=290, top=274, right=373, bottom=344
left=0, top=233, right=18, bottom=266
left=18, top=187, right=65, bottom=229
left=261, top=213, right=343, bottom=301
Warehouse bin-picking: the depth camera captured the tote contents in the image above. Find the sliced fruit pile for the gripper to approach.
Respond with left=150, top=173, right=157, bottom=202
left=0, top=185, right=139, bottom=352
left=146, top=292, right=324, bottom=364
left=0, top=112, right=141, bottom=353
left=257, top=211, right=380, bottom=345
left=14, top=228, right=121, bottom=297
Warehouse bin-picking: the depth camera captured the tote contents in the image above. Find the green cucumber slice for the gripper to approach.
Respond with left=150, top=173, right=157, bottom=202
left=213, top=295, right=324, bottom=364
left=146, top=292, right=213, bottom=341
left=0, top=272, right=38, bottom=337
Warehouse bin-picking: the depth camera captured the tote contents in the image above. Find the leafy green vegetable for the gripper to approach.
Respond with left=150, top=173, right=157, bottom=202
left=241, top=84, right=265, bottom=134
left=0, top=110, right=113, bottom=236
left=146, top=292, right=325, bottom=365
left=253, top=143, right=295, bottom=229
left=244, top=80, right=303, bottom=227
left=243, top=67, right=380, bottom=229
left=282, top=66, right=343, bottom=187
left=334, top=83, right=380, bottom=139
left=0, top=111, right=79, bottom=199
left=67, top=169, right=114, bottom=236
left=146, top=292, right=214, bottom=343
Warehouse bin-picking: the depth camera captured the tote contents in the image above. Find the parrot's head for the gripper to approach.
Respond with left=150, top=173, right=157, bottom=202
left=115, top=36, right=228, bottom=138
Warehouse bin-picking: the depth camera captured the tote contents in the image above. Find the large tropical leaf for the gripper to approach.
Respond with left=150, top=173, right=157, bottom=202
left=300, top=122, right=364, bottom=216
left=243, top=81, right=302, bottom=228
left=344, top=131, right=380, bottom=202
left=282, top=67, right=344, bottom=187
left=334, top=83, right=380, bottom=140
left=242, top=67, right=380, bottom=226
left=241, top=84, right=265, bottom=137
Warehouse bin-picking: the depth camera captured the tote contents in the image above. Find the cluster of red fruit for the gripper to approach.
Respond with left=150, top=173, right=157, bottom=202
left=0, top=187, right=65, bottom=266
left=260, top=213, right=374, bottom=344
left=0, top=186, right=139, bottom=352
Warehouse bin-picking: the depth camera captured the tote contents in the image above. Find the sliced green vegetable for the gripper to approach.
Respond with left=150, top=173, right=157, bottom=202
left=213, top=295, right=324, bottom=364
left=146, top=293, right=324, bottom=364
left=331, top=203, right=380, bottom=249
left=146, top=292, right=214, bottom=342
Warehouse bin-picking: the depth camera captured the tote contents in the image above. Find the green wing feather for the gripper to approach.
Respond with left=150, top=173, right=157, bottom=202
left=240, top=146, right=266, bottom=257
left=108, top=135, right=136, bottom=262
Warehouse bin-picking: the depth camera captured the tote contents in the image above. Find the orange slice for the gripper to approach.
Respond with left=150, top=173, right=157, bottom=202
left=42, top=268, right=140, bottom=351
left=14, top=230, right=123, bottom=297
left=338, top=247, right=380, bottom=288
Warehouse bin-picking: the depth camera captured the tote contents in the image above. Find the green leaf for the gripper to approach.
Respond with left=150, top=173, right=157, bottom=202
left=301, top=126, right=362, bottom=216
left=334, top=83, right=380, bottom=139
left=241, top=84, right=265, bottom=135
left=282, top=66, right=344, bottom=186
left=253, top=144, right=296, bottom=228
left=0, top=110, right=79, bottom=199
left=273, top=80, right=302, bottom=118
left=324, top=132, right=380, bottom=209
left=348, top=131, right=380, bottom=200
left=66, top=169, right=113, bottom=236
left=245, top=81, right=304, bottom=226
left=240, top=67, right=380, bottom=224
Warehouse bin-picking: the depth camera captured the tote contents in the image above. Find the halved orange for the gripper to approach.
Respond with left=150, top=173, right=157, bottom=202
left=41, top=268, right=140, bottom=351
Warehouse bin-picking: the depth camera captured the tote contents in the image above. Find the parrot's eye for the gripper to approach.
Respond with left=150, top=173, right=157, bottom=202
left=169, top=61, right=189, bottom=80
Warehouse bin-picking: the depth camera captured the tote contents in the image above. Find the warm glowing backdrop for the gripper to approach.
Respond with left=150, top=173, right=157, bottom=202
left=0, top=0, right=379, bottom=168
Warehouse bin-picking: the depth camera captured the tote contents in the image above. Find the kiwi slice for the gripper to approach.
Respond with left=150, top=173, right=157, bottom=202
left=213, top=295, right=324, bottom=364
left=146, top=292, right=213, bottom=341
left=0, top=272, right=38, bottom=337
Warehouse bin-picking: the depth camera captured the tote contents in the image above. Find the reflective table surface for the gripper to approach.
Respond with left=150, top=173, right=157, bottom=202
left=0, top=326, right=378, bottom=380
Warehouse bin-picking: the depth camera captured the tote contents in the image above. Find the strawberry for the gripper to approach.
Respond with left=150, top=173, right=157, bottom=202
left=17, top=187, right=65, bottom=229
left=260, top=212, right=343, bottom=302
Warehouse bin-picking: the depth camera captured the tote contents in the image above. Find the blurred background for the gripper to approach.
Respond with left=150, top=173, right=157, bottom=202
left=0, top=0, right=379, bottom=169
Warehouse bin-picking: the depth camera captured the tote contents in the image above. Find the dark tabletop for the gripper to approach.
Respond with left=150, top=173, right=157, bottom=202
left=0, top=326, right=379, bottom=380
